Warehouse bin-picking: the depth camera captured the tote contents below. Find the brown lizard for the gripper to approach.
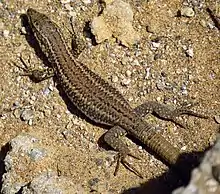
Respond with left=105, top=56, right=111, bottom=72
left=21, top=8, right=207, bottom=178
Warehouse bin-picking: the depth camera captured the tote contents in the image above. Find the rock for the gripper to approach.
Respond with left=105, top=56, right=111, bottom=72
left=172, top=134, right=220, bottom=194
left=1, top=133, right=82, bottom=194
left=180, top=7, right=195, bottom=17
left=20, top=109, right=34, bottom=122
left=22, top=172, right=83, bottom=194
left=3, top=30, right=10, bottom=38
left=1, top=133, right=47, bottom=193
left=111, top=75, right=119, bottom=83
left=91, top=0, right=140, bottom=47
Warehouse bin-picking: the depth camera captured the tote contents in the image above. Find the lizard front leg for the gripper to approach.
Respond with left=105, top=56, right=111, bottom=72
left=13, top=56, right=55, bottom=82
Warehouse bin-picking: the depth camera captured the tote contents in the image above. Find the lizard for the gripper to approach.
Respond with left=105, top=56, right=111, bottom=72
left=20, top=8, right=207, bottom=178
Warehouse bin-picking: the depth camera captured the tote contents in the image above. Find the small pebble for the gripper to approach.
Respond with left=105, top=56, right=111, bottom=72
left=121, top=78, right=131, bottom=86
left=60, top=0, right=70, bottom=4
left=3, top=30, right=10, bottom=38
left=20, top=109, right=34, bottom=121
left=156, top=96, right=162, bottom=102
left=69, top=11, right=76, bottom=18
left=200, top=19, right=207, bottom=28
left=132, top=59, right=140, bottom=66
left=205, top=179, right=218, bottom=192
left=180, top=7, right=195, bottom=17
left=186, top=47, right=194, bottom=57
left=11, top=104, right=20, bottom=111
left=29, top=100, right=35, bottom=105
left=127, top=97, right=133, bottom=102
left=121, top=57, right=129, bottom=65
left=64, top=3, right=73, bottom=11
left=88, top=178, right=100, bottom=187
left=154, top=53, right=161, bottom=60
left=207, top=22, right=215, bottom=29
left=111, top=75, right=119, bottom=83
left=151, top=41, right=160, bottom=49
left=28, top=119, right=33, bottom=126
left=145, top=68, right=150, bottom=79
left=42, top=108, right=50, bottom=117
left=13, top=101, right=20, bottom=107
left=181, top=145, right=187, bottom=151
left=181, top=85, right=188, bottom=95
left=13, top=109, right=21, bottom=119
left=82, top=0, right=91, bottom=4
left=125, top=70, right=132, bottom=77
left=156, top=81, right=165, bottom=91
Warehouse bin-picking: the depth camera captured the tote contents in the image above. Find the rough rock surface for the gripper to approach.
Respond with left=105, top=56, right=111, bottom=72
left=1, top=133, right=82, bottom=194
left=22, top=172, right=84, bottom=194
left=91, top=0, right=140, bottom=47
left=173, top=135, right=220, bottom=194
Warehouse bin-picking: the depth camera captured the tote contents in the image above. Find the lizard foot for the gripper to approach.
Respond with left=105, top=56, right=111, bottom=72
left=113, top=152, right=143, bottom=178
left=13, top=56, right=54, bottom=82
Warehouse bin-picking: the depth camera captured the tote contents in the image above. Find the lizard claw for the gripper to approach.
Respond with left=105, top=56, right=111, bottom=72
left=113, top=153, right=143, bottom=178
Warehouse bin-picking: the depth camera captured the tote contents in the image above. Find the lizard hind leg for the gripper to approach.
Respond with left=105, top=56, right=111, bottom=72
left=133, top=101, right=208, bottom=129
left=104, top=126, right=143, bottom=178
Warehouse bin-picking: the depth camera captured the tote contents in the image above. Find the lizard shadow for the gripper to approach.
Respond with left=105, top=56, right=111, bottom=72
left=122, top=149, right=209, bottom=194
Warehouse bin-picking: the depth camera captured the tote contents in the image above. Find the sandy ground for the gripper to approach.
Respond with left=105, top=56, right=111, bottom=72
left=0, top=0, right=219, bottom=193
